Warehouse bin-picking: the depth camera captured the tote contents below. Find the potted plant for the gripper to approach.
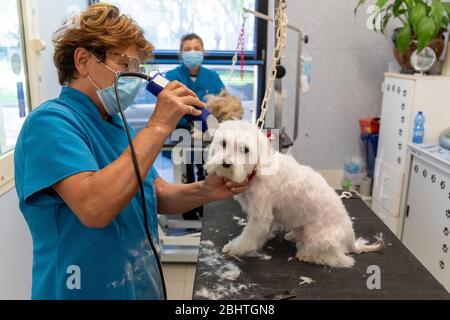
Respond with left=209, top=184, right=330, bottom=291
left=355, top=0, right=450, bottom=73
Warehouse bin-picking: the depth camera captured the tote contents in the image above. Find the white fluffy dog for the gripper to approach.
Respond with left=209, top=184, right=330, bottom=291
left=205, top=120, right=383, bottom=268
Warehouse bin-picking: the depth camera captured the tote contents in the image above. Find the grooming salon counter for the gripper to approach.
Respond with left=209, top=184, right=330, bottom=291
left=192, top=194, right=450, bottom=300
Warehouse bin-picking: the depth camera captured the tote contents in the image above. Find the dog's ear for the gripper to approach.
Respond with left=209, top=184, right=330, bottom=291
left=256, top=128, right=276, bottom=177
left=230, top=96, right=244, bottom=120
left=205, top=94, right=216, bottom=107
left=219, top=89, right=229, bottom=97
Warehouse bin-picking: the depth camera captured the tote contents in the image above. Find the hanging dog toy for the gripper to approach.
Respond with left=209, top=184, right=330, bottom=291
left=229, top=11, right=248, bottom=82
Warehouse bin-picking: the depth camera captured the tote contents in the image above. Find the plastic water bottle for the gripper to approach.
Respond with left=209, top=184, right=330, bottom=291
left=412, top=111, right=425, bottom=144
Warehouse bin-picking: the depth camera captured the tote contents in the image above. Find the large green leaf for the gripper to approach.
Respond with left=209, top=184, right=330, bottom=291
left=397, top=23, right=411, bottom=54
left=416, top=17, right=437, bottom=52
left=410, top=2, right=427, bottom=28
left=443, top=2, right=450, bottom=19
left=405, top=0, right=414, bottom=9
left=430, top=0, right=445, bottom=28
left=393, top=0, right=405, bottom=16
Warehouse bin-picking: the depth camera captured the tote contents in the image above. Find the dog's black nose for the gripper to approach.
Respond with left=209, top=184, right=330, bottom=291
left=222, top=162, right=232, bottom=169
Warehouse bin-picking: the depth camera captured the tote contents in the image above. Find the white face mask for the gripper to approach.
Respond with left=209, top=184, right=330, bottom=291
left=182, top=50, right=204, bottom=69
left=87, top=61, right=143, bottom=116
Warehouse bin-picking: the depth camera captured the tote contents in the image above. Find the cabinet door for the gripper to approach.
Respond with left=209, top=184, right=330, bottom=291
left=378, top=78, right=415, bottom=168
left=403, top=157, right=450, bottom=290
left=372, top=199, right=401, bottom=235
left=372, top=158, right=404, bottom=237
left=373, top=159, right=403, bottom=206
left=424, top=160, right=450, bottom=290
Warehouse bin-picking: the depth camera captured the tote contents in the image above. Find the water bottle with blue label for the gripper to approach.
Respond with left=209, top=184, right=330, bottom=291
left=412, top=111, right=425, bottom=144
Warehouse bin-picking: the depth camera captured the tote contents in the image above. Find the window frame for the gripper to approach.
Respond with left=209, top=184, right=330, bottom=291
left=0, top=0, right=33, bottom=195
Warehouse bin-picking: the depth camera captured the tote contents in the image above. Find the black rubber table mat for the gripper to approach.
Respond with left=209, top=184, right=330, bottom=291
left=192, top=196, right=450, bottom=300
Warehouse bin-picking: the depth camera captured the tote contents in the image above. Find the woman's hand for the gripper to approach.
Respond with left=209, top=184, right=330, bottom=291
left=147, top=81, right=205, bottom=134
left=201, top=173, right=249, bottom=201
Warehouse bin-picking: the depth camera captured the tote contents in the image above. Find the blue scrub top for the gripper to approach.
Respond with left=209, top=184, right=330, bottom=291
left=165, top=64, right=225, bottom=128
left=14, top=86, right=164, bottom=300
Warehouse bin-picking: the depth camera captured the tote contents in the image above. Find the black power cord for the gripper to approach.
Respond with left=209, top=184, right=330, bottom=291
left=114, top=72, right=167, bottom=300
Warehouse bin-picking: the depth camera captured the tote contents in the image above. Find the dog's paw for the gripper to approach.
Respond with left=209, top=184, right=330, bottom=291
left=267, top=232, right=277, bottom=240
left=223, top=238, right=254, bottom=256
left=284, top=231, right=297, bottom=242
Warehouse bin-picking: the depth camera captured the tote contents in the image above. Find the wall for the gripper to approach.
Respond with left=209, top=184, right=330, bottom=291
left=0, top=0, right=88, bottom=300
left=36, top=0, right=89, bottom=102
left=0, top=189, right=32, bottom=300
left=265, top=0, right=401, bottom=170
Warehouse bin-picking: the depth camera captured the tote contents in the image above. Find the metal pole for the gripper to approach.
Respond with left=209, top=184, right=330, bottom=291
left=294, top=31, right=304, bottom=142
left=243, top=8, right=301, bottom=32
left=244, top=3, right=308, bottom=144
left=273, top=0, right=283, bottom=151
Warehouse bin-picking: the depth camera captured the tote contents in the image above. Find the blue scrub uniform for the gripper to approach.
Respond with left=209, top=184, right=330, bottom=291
left=14, top=87, right=164, bottom=300
left=165, top=64, right=225, bottom=128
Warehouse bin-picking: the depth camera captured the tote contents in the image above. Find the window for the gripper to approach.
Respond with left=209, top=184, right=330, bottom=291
left=0, top=0, right=30, bottom=156
left=98, top=0, right=258, bottom=54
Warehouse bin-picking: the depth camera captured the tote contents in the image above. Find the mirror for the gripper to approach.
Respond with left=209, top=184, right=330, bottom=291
left=410, top=47, right=436, bottom=73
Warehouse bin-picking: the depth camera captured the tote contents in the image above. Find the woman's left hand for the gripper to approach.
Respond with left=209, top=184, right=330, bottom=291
left=201, top=173, right=249, bottom=201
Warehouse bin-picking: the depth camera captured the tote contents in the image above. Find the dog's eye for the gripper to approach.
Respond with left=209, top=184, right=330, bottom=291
left=240, top=146, right=250, bottom=154
left=221, top=140, right=227, bottom=148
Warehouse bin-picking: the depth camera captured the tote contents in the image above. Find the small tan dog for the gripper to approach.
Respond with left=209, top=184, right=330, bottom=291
left=206, top=90, right=244, bottom=123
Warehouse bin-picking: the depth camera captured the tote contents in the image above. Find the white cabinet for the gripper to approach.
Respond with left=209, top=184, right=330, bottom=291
left=402, top=144, right=450, bottom=292
left=372, top=73, right=450, bottom=237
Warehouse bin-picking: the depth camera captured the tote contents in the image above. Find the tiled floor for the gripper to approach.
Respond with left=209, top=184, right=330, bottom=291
left=162, top=263, right=197, bottom=300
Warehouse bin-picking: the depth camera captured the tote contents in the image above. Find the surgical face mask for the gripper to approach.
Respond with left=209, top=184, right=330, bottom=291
left=182, top=50, right=204, bottom=69
left=88, top=63, right=143, bottom=116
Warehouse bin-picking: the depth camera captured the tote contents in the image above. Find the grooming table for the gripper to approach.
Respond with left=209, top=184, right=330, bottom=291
left=192, top=194, right=450, bottom=300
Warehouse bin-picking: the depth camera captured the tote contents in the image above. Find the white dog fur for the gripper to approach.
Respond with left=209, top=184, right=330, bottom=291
left=205, top=120, right=383, bottom=268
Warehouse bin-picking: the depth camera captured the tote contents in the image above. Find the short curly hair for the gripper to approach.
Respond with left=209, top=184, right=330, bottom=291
left=53, top=3, right=154, bottom=85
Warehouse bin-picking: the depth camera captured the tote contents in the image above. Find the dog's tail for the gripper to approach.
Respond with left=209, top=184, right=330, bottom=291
left=351, top=235, right=385, bottom=254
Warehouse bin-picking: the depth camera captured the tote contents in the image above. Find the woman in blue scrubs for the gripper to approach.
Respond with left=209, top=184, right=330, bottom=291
left=13, top=4, right=248, bottom=300
left=166, top=34, right=226, bottom=219
left=165, top=33, right=225, bottom=111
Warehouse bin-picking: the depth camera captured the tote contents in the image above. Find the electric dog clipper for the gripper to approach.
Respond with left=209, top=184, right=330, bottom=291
left=146, top=72, right=218, bottom=133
